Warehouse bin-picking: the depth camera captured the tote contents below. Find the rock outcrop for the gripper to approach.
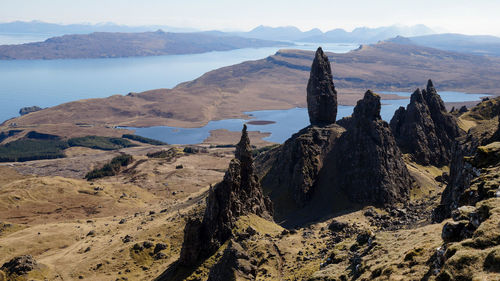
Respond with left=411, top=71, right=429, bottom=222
left=19, top=106, right=42, bottom=116
left=1, top=255, right=37, bottom=277
left=258, top=50, right=414, bottom=226
left=433, top=97, right=500, bottom=222
left=179, top=125, right=272, bottom=266
left=260, top=125, right=345, bottom=208
left=390, top=80, right=463, bottom=166
left=307, top=47, right=337, bottom=125
left=495, top=114, right=500, bottom=141
left=207, top=240, right=256, bottom=281
left=259, top=91, right=413, bottom=226
left=333, top=90, right=412, bottom=205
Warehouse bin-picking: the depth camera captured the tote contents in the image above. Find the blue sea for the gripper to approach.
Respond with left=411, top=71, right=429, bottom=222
left=0, top=34, right=358, bottom=123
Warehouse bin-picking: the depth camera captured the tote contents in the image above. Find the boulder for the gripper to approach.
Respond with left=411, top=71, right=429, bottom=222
left=441, top=220, right=473, bottom=242
left=1, top=255, right=37, bottom=276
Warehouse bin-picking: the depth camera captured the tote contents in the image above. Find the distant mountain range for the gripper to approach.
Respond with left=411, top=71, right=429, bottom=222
left=387, top=34, right=500, bottom=57
left=234, top=24, right=435, bottom=43
left=0, top=21, right=435, bottom=43
left=233, top=25, right=323, bottom=41
left=0, top=30, right=290, bottom=60
left=0, top=20, right=198, bottom=35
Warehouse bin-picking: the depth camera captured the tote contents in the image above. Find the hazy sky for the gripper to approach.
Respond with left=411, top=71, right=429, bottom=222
left=2, top=0, right=499, bottom=35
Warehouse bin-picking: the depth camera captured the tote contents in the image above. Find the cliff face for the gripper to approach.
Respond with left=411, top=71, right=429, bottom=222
left=332, top=91, right=412, bottom=205
left=179, top=125, right=272, bottom=265
left=307, top=47, right=338, bottom=125
left=390, top=80, right=463, bottom=167
left=260, top=125, right=345, bottom=222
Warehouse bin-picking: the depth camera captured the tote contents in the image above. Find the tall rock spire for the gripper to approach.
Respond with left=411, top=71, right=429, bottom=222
left=178, top=125, right=272, bottom=266
left=307, top=47, right=338, bottom=125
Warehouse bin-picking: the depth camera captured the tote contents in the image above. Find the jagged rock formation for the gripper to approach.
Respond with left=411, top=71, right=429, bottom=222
left=390, top=80, right=463, bottom=166
left=179, top=125, right=272, bottom=266
left=259, top=91, right=412, bottom=225
left=333, top=90, right=412, bottom=205
left=307, top=47, right=337, bottom=125
left=260, top=125, right=345, bottom=209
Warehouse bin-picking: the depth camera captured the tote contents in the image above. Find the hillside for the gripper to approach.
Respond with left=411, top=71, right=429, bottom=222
left=1, top=41, right=499, bottom=142
left=0, top=30, right=290, bottom=60
left=388, top=33, right=500, bottom=57
left=0, top=47, right=499, bottom=281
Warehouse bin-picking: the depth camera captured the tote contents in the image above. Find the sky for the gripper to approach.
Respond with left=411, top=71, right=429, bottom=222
left=1, top=0, right=500, bottom=36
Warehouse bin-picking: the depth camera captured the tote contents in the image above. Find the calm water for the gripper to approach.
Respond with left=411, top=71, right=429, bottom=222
left=126, top=91, right=488, bottom=144
left=0, top=36, right=358, bottom=123
left=0, top=33, right=52, bottom=45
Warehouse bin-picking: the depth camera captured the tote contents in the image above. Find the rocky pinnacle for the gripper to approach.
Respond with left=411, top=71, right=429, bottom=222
left=335, top=90, right=412, bottom=205
left=390, top=80, right=462, bottom=166
left=307, top=47, right=337, bottom=125
left=178, top=125, right=272, bottom=266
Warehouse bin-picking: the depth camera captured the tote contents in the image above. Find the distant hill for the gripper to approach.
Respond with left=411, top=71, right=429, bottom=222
left=0, top=20, right=198, bottom=35
left=0, top=30, right=290, bottom=60
left=387, top=33, right=500, bottom=56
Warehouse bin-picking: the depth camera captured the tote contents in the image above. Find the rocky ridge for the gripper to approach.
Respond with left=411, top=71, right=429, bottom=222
left=390, top=80, right=463, bottom=167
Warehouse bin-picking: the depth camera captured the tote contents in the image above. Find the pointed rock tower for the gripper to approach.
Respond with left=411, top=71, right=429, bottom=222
left=179, top=125, right=273, bottom=266
left=307, top=47, right=338, bottom=125
left=390, top=80, right=463, bottom=166
left=334, top=90, right=413, bottom=205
